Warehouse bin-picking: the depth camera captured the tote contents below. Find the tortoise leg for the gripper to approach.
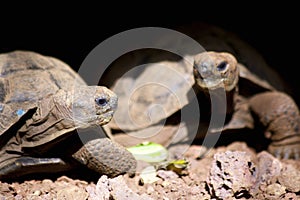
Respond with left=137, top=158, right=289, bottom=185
left=249, top=91, right=300, bottom=159
left=72, top=138, right=137, bottom=177
left=0, top=157, right=73, bottom=180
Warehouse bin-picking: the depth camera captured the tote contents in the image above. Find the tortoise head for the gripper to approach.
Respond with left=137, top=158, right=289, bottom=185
left=193, top=51, right=239, bottom=92
left=52, top=86, right=118, bottom=129
left=71, top=86, right=118, bottom=127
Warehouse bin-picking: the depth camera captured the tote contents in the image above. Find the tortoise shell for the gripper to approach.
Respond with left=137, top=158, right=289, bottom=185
left=0, top=50, right=86, bottom=137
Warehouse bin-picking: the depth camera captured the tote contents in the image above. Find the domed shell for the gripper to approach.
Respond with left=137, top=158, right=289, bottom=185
left=0, top=50, right=86, bottom=135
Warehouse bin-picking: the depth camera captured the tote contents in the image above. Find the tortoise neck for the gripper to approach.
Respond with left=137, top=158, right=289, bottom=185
left=201, top=86, right=236, bottom=115
left=225, top=88, right=237, bottom=114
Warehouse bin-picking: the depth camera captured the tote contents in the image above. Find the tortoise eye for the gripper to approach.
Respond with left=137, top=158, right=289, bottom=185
left=95, top=97, right=107, bottom=106
left=216, top=61, right=228, bottom=71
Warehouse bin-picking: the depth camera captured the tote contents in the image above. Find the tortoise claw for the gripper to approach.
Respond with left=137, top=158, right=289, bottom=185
left=294, top=152, right=300, bottom=160
left=273, top=148, right=282, bottom=159
left=283, top=149, right=292, bottom=159
left=268, top=144, right=300, bottom=160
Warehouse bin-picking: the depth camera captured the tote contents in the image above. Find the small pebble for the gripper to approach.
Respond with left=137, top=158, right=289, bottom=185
left=33, top=190, right=41, bottom=196
left=266, top=183, right=286, bottom=197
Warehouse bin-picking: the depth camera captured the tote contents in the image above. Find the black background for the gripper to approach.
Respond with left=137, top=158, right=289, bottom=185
left=1, top=5, right=299, bottom=104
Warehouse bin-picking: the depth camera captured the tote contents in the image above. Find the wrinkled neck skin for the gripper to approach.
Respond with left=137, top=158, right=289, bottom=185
left=16, top=90, right=77, bottom=152
left=199, top=85, right=237, bottom=115
left=34, top=89, right=76, bottom=131
left=225, top=87, right=237, bottom=114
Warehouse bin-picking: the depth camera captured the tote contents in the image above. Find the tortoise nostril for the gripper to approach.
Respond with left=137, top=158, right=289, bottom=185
left=217, top=61, right=228, bottom=71
left=95, top=97, right=108, bottom=106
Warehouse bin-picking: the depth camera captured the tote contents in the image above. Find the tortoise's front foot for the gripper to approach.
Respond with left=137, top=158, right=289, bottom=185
left=72, top=138, right=137, bottom=177
left=249, top=91, right=300, bottom=160
left=268, top=141, right=300, bottom=160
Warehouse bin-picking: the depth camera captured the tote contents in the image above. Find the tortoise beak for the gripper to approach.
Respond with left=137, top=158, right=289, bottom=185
left=193, top=62, right=224, bottom=90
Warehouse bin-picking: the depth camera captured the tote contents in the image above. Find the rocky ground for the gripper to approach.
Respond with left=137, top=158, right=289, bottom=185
left=1, top=141, right=300, bottom=200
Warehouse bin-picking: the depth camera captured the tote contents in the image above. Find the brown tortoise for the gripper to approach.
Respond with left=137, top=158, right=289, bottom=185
left=0, top=50, right=136, bottom=180
left=105, top=50, right=300, bottom=160
left=193, top=51, right=300, bottom=159
left=99, top=23, right=299, bottom=160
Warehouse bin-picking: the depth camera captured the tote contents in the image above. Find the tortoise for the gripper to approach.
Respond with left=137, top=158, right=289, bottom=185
left=0, top=50, right=136, bottom=180
left=103, top=49, right=300, bottom=159
left=193, top=51, right=300, bottom=159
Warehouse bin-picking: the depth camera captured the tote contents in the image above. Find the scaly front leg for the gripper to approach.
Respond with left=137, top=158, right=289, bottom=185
left=249, top=91, right=300, bottom=159
left=72, top=138, right=137, bottom=177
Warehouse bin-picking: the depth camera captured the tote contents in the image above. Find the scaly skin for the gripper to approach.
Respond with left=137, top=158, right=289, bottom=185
left=250, top=92, right=300, bottom=159
left=72, top=138, right=137, bottom=177
left=193, top=51, right=300, bottom=159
